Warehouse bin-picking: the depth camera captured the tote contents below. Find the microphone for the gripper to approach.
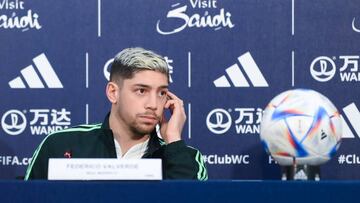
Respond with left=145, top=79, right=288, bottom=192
left=64, top=150, right=72, bottom=158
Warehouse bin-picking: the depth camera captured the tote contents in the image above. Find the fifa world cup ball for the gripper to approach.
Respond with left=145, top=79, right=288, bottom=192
left=260, top=89, right=342, bottom=166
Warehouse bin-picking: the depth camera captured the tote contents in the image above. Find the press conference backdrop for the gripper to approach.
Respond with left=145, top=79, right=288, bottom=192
left=1, top=0, right=360, bottom=179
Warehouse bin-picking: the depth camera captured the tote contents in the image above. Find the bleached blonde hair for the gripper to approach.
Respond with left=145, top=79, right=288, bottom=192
left=110, top=47, right=169, bottom=82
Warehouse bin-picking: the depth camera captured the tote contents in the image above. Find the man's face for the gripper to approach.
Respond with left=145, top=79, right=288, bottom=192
left=114, top=70, right=168, bottom=136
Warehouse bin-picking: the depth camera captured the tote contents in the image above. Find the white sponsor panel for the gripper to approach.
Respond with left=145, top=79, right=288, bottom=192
left=48, top=159, right=162, bottom=180
left=214, top=52, right=268, bottom=87
left=0, top=0, right=42, bottom=31
left=1, top=108, right=71, bottom=136
left=206, top=107, right=262, bottom=135
left=156, top=0, right=234, bottom=35
left=9, top=53, right=63, bottom=88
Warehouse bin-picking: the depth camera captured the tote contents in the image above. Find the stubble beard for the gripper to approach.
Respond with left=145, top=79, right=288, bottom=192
left=129, top=116, right=159, bottom=139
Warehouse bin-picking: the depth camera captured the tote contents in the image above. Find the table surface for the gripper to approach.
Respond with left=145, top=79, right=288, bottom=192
left=0, top=180, right=358, bottom=203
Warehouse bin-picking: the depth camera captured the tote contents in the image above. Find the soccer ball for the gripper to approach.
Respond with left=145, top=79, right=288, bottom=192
left=260, top=89, right=342, bottom=166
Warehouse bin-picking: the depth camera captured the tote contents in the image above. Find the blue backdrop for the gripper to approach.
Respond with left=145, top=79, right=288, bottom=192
left=1, top=0, right=360, bottom=179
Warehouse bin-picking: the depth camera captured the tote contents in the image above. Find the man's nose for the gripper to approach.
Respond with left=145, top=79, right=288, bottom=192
left=145, top=93, right=158, bottom=110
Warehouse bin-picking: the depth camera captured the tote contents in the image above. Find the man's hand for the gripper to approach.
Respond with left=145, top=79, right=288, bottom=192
left=160, top=91, right=186, bottom=144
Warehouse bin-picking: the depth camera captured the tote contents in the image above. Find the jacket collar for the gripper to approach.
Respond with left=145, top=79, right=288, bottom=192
left=101, top=112, right=111, bottom=130
left=101, top=112, right=162, bottom=157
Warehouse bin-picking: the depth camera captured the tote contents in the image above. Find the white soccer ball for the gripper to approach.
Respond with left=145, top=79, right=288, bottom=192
left=260, top=89, right=342, bottom=166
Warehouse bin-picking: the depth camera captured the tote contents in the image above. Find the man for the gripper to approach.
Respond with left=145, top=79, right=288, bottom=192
left=24, top=47, right=207, bottom=180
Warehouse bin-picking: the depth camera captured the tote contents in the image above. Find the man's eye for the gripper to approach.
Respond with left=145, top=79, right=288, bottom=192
left=137, top=89, right=145, bottom=94
left=159, top=91, right=167, bottom=97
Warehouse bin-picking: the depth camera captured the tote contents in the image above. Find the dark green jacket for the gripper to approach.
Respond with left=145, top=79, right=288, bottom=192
left=25, top=114, right=208, bottom=180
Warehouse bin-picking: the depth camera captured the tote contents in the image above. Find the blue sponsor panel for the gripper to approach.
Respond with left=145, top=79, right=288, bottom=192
left=187, top=0, right=292, bottom=179
left=0, top=0, right=96, bottom=178
left=1, top=0, right=360, bottom=179
left=294, top=0, right=360, bottom=179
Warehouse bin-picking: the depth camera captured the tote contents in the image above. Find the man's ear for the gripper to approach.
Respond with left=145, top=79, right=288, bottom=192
left=106, top=82, right=119, bottom=104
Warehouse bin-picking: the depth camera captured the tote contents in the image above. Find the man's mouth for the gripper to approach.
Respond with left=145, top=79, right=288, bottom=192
left=138, top=114, right=159, bottom=123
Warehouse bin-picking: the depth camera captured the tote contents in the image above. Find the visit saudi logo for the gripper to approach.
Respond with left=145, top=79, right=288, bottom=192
left=156, top=0, right=234, bottom=35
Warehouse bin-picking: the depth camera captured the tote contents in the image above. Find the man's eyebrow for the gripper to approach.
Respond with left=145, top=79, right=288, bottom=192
left=159, top=85, right=169, bottom=89
left=133, top=84, right=151, bottom=88
left=132, top=84, right=169, bottom=89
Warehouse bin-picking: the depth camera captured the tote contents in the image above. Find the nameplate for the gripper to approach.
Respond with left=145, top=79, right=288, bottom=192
left=48, top=158, right=162, bottom=180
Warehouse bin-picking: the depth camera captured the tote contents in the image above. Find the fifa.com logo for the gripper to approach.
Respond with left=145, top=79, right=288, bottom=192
left=310, top=55, right=360, bottom=82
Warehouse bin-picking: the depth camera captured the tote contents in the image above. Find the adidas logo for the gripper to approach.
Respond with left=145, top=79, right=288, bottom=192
left=8, top=53, right=63, bottom=88
left=341, top=103, right=360, bottom=139
left=294, top=169, right=308, bottom=180
left=213, top=52, right=268, bottom=87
